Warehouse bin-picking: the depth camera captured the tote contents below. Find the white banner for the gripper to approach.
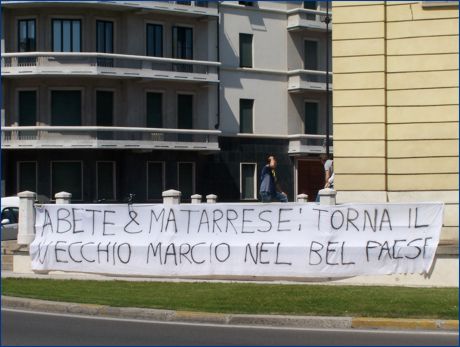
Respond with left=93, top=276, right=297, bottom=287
left=30, top=202, right=444, bottom=278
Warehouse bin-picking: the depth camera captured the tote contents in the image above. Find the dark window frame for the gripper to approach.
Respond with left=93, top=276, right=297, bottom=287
left=239, top=98, right=254, bottom=134
left=96, top=19, right=114, bottom=53
left=17, top=161, right=38, bottom=194
left=146, top=23, right=163, bottom=57
left=17, top=18, right=36, bottom=52
left=239, top=33, right=253, bottom=68
left=51, top=18, right=82, bottom=52
left=50, top=161, right=84, bottom=201
left=96, top=161, right=116, bottom=202
left=146, top=161, right=165, bottom=201
left=241, top=162, right=257, bottom=200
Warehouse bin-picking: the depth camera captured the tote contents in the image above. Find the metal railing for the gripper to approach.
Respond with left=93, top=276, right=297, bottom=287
left=1, top=52, right=220, bottom=82
left=1, top=126, right=221, bottom=150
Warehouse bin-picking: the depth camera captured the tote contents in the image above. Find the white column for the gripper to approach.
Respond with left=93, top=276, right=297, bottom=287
left=17, top=191, right=36, bottom=246
left=55, top=191, right=72, bottom=204
left=162, top=189, right=181, bottom=205
left=297, top=194, right=309, bottom=203
left=318, top=188, right=337, bottom=205
left=191, top=194, right=202, bottom=204
left=206, top=194, right=217, bottom=204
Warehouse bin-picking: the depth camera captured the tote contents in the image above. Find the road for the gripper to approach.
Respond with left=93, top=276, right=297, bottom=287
left=1, top=309, right=458, bottom=346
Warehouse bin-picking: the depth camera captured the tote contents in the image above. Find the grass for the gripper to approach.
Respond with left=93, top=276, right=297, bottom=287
left=1, top=278, right=458, bottom=320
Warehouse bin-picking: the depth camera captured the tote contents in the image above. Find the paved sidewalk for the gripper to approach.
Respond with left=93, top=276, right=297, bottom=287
left=2, top=296, right=458, bottom=332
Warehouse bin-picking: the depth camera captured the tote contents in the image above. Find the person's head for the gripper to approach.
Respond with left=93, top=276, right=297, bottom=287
left=320, top=153, right=332, bottom=163
left=267, top=155, right=277, bottom=168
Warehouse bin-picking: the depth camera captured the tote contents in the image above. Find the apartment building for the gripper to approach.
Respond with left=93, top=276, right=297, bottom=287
left=332, top=1, right=459, bottom=277
left=1, top=1, right=332, bottom=203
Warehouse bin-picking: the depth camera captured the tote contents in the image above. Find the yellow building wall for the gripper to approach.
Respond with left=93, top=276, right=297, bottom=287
left=332, top=1, right=459, bottom=245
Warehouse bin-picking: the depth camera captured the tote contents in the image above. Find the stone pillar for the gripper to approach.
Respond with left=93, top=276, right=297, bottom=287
left=14, top=191, right=36, bottom=273
left=191, top=194, right=202, bottom=204
left=55, top=191, right=72, bottom=204
left=206, top=194, right=217, bottom=204
left=318, top=188, right=337, bottom=205
left=162, top=190, right=181, bottom=205
left=17, top=191, right=36, bottom=246
left=297, top=194, right=309, bottom=203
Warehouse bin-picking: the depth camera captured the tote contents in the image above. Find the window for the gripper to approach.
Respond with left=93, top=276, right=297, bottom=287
left=97, top=162, right=116, bottom=201
left=239, top=1, right=254, bottom=6
left=239, top=99, right=254, bottom=133
left=51, top=162, right=82, bottom=201
left=18, top=19, right=36, bottom=52
left=18, top=90, right=36, bottom=126
left=18, top=162, right=37, bottom=193
left=303, top=1, right=317, bottom=20
left=178, top=162, right=195, bottom=200
left=96, top=20, right=113, bottom=53
left=146, top=24, right=163, bottom=57
left=239, top=33, right=253, bottom=68
left=195, top=1, right=208, bottom=7
left=241, top=163, right=256, bottom=200
left=176, top=0, right=191, bottom=5
left=146, top=92, right=162, bottom=128
left=177, top=94, right=193, bottom=129
left=147, top=162, right=164, bottom=200
left=305, top=101, right=319, bottom=135
left=52, top=19, right=81, bottom=52
left=96, top=20, right=113, bottom=66
left=304, top=40, right=318, bottom=70
left=172, top=26, right=193, bottom=72
left=51, top=90, right=81, bottom=125
left=96, top=91, right=113, bottom=126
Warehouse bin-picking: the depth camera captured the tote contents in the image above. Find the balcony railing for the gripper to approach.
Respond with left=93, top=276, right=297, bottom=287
left=2, top=1, right=218, bottom=17
left=288, top=134, right=333, bottom=155
left=1, top=52, right=220, bottom=83
left=287, top=8, right=331, bottom=32
left=1, top=126, right=221, bottom=151
left=288, top=69, right=332, bottom=92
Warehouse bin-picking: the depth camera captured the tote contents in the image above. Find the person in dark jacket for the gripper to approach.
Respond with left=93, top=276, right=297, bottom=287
left=259, top=155, right=288, bottom=203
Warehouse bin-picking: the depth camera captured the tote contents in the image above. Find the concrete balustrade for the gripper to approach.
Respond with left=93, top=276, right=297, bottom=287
left=318, top=188, right=337, bottom=205
left=297, top=194, right=309, bottom=203
left=191, top=194, right=202, bottom=204
left=162, top=189, right=181, bottom=205
left=206, top=194, right=218, bottom=204
left=55, top=191, right=72, bottom=204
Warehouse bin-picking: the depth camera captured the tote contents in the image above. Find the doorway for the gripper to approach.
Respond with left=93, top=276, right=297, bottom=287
left=296, top=158, right=324, bottom=202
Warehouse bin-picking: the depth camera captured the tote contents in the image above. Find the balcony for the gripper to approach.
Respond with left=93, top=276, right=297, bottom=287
left=1, top=126, right=221, bottom=152
left=1, top=52, right=220, bottom=83
left=287, top=8, right=331, bottom=32
left=1, top=1, right=218, bottom=17
left=288, top=69, right=332, bottom=93
left=288, top=134, right=333, bottom=155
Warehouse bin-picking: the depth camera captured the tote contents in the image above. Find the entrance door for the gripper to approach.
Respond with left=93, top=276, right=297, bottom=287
left=297, top=158, right=324, bottom=202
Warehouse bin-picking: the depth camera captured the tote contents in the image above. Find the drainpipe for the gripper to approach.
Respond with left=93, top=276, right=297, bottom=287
left=324, top=1, right=331, bottom=157
left=214, top=2, right=221, bottom=130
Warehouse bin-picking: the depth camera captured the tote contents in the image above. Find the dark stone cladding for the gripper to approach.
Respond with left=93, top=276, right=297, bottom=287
left=1, top=136, right=293, bottom=203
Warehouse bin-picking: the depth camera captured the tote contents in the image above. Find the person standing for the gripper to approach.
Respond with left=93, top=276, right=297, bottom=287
left=259, top=155, right=288, bottom=203
left=316, top=154, right=334, bottom=202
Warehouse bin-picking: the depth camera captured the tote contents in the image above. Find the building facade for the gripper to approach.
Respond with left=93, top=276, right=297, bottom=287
left=1, top=1, right=332, bottom=203
left=332, top=1, right=459, bottom=267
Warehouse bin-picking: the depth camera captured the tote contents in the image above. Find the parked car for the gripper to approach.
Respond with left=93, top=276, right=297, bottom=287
left=1, top=196, right=19, bottom=240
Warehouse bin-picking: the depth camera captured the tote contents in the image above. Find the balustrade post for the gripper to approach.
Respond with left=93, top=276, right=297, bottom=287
left=318, top=188, right=337, bottom=206
left=191, top=194, right=202, bottom=204
left=162, top=190, right=181, bottom=205
left=206, top=194, right=217, bottom=204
